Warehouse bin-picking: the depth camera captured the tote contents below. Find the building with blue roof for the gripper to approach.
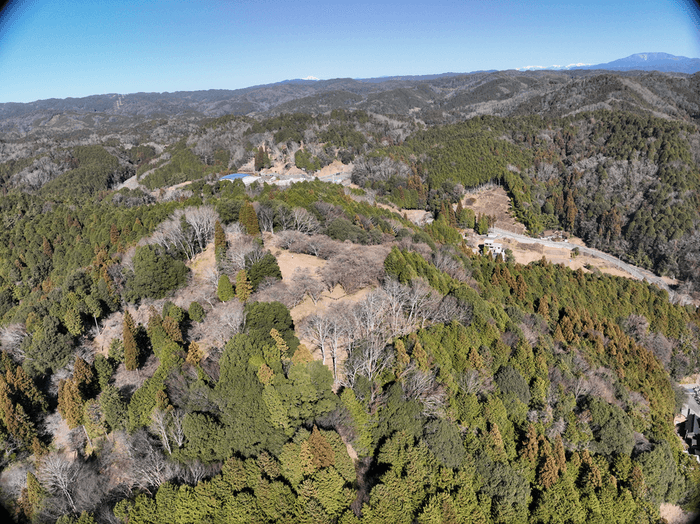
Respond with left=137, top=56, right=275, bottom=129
left=220, top=173, right=260, bottom=185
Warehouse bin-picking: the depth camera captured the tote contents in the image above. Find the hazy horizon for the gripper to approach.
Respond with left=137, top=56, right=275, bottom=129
left=0, top=0, right=699, bottom=104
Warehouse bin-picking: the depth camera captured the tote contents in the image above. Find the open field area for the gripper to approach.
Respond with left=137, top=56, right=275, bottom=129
left=460, top=186, right=527, bottom=235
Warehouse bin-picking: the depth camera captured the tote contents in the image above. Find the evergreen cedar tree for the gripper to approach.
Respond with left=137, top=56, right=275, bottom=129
left=0, top=108, right=698, bottom=522
left=214, top=219, right=226, bottom=262
left=125, top=245, right=188, bottom=301
left=246, top=252, right=282, bottom=291
left=123, top=310, right=139, bottom=371
left=188, top=300, right=206, bottom=322
left=239, top=201, right=260, bottom=235
left=235, top=269, right=252, bottom=302
left=254, top=145, right=271, bottom=171
left=216, top=274, right=235, bottom=302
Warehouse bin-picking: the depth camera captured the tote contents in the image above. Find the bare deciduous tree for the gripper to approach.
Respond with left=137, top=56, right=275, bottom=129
left=351, top=288, right=390, bottom=343
left=457, top=370, right=482, bottom=394
left=319, top=247, right=387, bottom=294
left=325, top=306, right=351, bottom=381
left=243, top=245, right=267, bottom=267
left=290, top=268, right=326, bottom=305
left=342, top=340, right=394, bottom=402
left=0, top=323, right=27, bottom=362
left=189, top=297, right=246, bottom=347
left=573, top=375, right=591, bottom=402
left=401, top=366, right=447, bottom=417
left=285, top=233, right=340, bottom=260
left=305, top=235, right=340, bottom=259
left=220, top=227, right=258, bottom=274
left=621, top=314, right=649, bottom=341
left=382, top=278, right=412, bottom=337
left=183, top=205, right=218, bottom=254
left=645, top=332, right=673, bottom=369
left=152, top=215, right=192, bottom=259
left=150, top=409, right=172, bottom=455
left=432, top=250, right=468, bottom=282
left=291, top=207, right=321, bottom=235
left=300, top=314, right=333, bottom=365
left=546, top=417, right=567, bottom=440
left=341, top=291, right=396, bottom=399
left=252, top=280, right=295, bottom=308
left=0, top=461, right=31, bottom=501
left=219, top=300, right=246, bottom=339
left=151, top=206, right=219, bottom=260
left=407, top=279, right=442, bottom=329
left=14, top=155, right=66, bottom=190
left=276, top=230, right=306, bottom=250
left=256, top=202, right=275, bottom=233
left=351, top=156, right=405, bottom=185
left=37, top=453, right=80, bottom=513
left=125, top=430, right=179, bottom=495
left=276, top=205, right=296, bottom=231
left=196, top=268, right=220, bottom=306
left=168, top=409, right=186, bottom=449
left=313, top=201, right=345, bottom=222
left=180, top=460, right=216, bottom=486
left=431, top=295, right=473, bottom=327
left=381, top=277, right=444, bottom=335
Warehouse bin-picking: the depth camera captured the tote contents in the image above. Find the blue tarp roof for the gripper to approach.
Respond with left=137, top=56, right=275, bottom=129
left=220, top=173, right=251, bottom=180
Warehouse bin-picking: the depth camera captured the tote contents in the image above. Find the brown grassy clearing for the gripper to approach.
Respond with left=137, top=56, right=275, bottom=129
left=460, top=186, right=527, bottom=234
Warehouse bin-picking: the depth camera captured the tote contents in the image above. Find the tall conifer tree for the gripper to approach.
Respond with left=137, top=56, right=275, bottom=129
left=214, top=219, right=226, bottom=262
left=123, top=310, right=139, bottom=371
left=239, top=201, right=260, bottom=235
left=235, top=270, right=252, bottom=303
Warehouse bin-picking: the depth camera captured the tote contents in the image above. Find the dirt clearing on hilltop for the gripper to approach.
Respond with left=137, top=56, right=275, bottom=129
left=460, top=186, right=527, bottom=235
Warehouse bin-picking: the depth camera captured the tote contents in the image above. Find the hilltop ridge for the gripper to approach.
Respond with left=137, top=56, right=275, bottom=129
left=0, top=72, right=698, bottom=139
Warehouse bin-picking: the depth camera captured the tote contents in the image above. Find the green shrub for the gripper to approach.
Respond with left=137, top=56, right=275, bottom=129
left=188, top=301, right=206, bottom=322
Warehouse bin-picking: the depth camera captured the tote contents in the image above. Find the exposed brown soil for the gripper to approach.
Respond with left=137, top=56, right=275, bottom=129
left=267, top=236, right=372, bottom=363
left=383, top=186, right=670, bottom=283
left=313, top=160, right=354, bottom=180
left=497, top=237, right=633, bottom=278
left=460, top=186, right=527, bottom=234
left=377, top=202, right=432, bottom=225
left=90, top=231, right=379, bottom=383
left=383, top=186, right=643, bottom=280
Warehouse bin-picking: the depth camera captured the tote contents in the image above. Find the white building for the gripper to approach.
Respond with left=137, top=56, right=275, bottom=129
left=484, top=239, right=503, bottom=257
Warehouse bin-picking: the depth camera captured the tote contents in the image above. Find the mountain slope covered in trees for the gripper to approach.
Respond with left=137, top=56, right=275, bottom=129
left=0, top=68, right=699, bottom=524
left=358, top=110, right=700, bottom=293
left=0, top=166, right=697, bottom=523
left=1, top=68, right=700, bottom=136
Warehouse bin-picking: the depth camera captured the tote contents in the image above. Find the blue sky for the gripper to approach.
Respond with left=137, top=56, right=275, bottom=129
left=0, top=0, right=698, bottom=103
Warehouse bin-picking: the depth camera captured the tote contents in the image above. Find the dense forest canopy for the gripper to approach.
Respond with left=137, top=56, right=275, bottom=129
left=0, top=69, right=699, bottom=523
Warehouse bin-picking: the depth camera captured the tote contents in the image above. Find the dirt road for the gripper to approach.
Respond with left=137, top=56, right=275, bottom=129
left=488, top=227, right=678, bottom=296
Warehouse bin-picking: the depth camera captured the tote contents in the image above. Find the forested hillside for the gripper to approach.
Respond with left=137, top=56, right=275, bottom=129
left=356, top=111, right=700, bottom=294
left=2, top=69, right=700, bottom=136
left=0, top=70, right=699, bottom=523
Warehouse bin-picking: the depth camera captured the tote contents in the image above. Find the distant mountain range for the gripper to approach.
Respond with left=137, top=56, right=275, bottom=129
left=517, top=52, right=700, bottom=74
left=1, top=53, right=699, bottom=136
